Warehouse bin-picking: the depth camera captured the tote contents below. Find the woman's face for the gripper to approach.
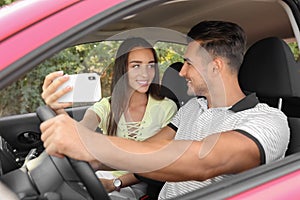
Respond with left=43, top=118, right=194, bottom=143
left=127, top=47, right=156, bottom=93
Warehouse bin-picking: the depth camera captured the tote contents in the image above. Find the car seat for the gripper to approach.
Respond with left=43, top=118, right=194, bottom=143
left=238, top=36, right=300, bottom=156
left=160, top=62, right=192, bottom=108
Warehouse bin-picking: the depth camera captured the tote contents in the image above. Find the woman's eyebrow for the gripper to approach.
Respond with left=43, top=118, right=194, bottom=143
left=129, top=60, right=142, bottom=64
left=129, top=60, right=155, bottom=64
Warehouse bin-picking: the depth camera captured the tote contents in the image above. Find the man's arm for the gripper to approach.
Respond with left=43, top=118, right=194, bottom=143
left=40, top=114, right=260, bottom=182
left=138, top=131, right=260, bottom=181
left=101, top=129, right=260, bottom=182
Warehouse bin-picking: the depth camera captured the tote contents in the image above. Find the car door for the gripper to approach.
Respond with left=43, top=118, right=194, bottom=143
left=0, top=0, right=140, bottom=174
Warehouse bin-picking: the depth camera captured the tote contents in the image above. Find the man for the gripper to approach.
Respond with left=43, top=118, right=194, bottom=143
left=40, top=21, right=289, bottom=199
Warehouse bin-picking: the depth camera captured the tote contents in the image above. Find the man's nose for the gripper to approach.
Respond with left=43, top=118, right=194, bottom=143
left=179, top=63, right=187, bottom=77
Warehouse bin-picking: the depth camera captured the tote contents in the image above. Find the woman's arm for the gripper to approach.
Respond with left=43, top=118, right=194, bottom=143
left=100, top=173, right=140, bottom=193
left=79, top=109, right=101, bottom=131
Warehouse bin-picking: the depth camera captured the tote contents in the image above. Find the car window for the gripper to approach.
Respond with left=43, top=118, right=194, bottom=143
left=2, top=36, right=296, bottom=117
left=0, top=41, right=185, bottom=117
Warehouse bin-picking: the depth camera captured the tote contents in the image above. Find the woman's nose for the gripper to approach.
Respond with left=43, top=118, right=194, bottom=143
left=140, top=65, right=150, bottom=77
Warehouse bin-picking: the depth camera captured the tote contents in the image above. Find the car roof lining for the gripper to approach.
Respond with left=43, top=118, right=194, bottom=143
left=74, top=0, right=294, bottom=48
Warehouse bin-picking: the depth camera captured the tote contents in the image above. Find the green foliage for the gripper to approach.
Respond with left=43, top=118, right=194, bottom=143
left=0, top=46, right=83, bottom=116
left=0, top=0, right=15, bottom=7
left=0, top=40, right=184, bottom=116
left=289, top=42, right=300, bottom=61
left=155, top=42, right=185, bottom=78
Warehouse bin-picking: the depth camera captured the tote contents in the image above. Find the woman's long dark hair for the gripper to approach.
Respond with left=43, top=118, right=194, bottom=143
left=107, top=37, right=163, bottom=136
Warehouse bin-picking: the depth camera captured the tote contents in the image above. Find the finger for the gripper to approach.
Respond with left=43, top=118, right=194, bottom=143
left=41, top=118, right=66, bottom=159
left=42, top=71, right=64, bottom=91
left=42, top=74, right=71, bottom=102
left=40, top=118, right=55, bottom=143
left=41, top=114, right=75, bottom=143
left=55, top=107, right=72, bottom=115
left=47, top=102, right=72, bottom=110
left=45, top=142, right=65, bottom=158
left=40, top=114, right=65, bottom=141
left=44, top=86, right=73, bottom=106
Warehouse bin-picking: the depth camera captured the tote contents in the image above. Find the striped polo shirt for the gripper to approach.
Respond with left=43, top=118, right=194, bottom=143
left=158, top=93, right=290, bottom=199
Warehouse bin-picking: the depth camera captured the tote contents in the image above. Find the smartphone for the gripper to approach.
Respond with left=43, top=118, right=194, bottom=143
left=56, top=73, right=101, bottom=102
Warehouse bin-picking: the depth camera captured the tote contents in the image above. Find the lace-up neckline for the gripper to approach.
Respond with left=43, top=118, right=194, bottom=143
left=123, top=121, right=142, bottom=139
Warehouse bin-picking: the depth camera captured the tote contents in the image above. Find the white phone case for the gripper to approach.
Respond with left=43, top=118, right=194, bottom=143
left=57, top=73, right=101, bottom=102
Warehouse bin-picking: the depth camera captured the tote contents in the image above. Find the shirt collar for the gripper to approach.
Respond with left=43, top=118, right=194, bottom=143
left=197, top=93, right=259, bottom=112
left=229, top=93, right=259, bottom=112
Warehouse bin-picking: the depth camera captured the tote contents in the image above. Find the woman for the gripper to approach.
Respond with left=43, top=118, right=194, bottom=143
left=41, top=37, right=177, bottom=199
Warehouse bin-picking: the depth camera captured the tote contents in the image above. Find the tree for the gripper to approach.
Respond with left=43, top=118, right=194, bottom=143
left=0, top=0, right=16, bottom=7
left=0, top=40, right=185, bottom=116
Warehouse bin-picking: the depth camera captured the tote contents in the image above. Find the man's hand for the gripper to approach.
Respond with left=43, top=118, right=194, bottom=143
left=40, top=114, right=95, bottom=162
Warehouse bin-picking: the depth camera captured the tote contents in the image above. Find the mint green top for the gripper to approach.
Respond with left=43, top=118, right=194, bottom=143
left=91, top=95, right=177, bottom=177
left=90, top=95, right=177, bottom=141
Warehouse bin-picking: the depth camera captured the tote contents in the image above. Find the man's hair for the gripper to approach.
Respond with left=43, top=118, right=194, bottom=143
left=187, top=21, right=246, bottom=72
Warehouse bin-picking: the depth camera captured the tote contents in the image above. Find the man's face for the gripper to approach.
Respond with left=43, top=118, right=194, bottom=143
left=179, top=41, right=213, bottom=96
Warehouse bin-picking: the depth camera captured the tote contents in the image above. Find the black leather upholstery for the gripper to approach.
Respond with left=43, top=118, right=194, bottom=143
left=239, top=37, right=300, bottom=97
left=286, top=118, right=300, bottom=155
left=239, top=37, right=300, bottom=156
left=161, top=62, right=191, bottom=108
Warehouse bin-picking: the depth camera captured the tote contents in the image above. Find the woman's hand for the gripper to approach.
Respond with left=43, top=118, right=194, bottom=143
left=41, top=71, right=73, bottom=114
left=99, top=178, right=115, bottom=193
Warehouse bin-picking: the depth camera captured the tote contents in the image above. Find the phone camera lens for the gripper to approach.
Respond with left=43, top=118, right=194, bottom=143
left=88, top=76, right=96, bottom=80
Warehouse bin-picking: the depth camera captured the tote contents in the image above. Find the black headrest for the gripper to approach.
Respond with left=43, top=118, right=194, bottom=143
left=239, top=37, right=300, bottom=98
left=161, top=62, right=191, bottom=107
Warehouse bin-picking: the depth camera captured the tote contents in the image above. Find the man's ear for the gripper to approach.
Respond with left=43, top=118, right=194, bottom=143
left=212, top=57, right=223, bottom=73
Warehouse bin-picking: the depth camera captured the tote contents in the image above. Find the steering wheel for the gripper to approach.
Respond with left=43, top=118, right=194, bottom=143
left=36, top=105, right=110, bottom=200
